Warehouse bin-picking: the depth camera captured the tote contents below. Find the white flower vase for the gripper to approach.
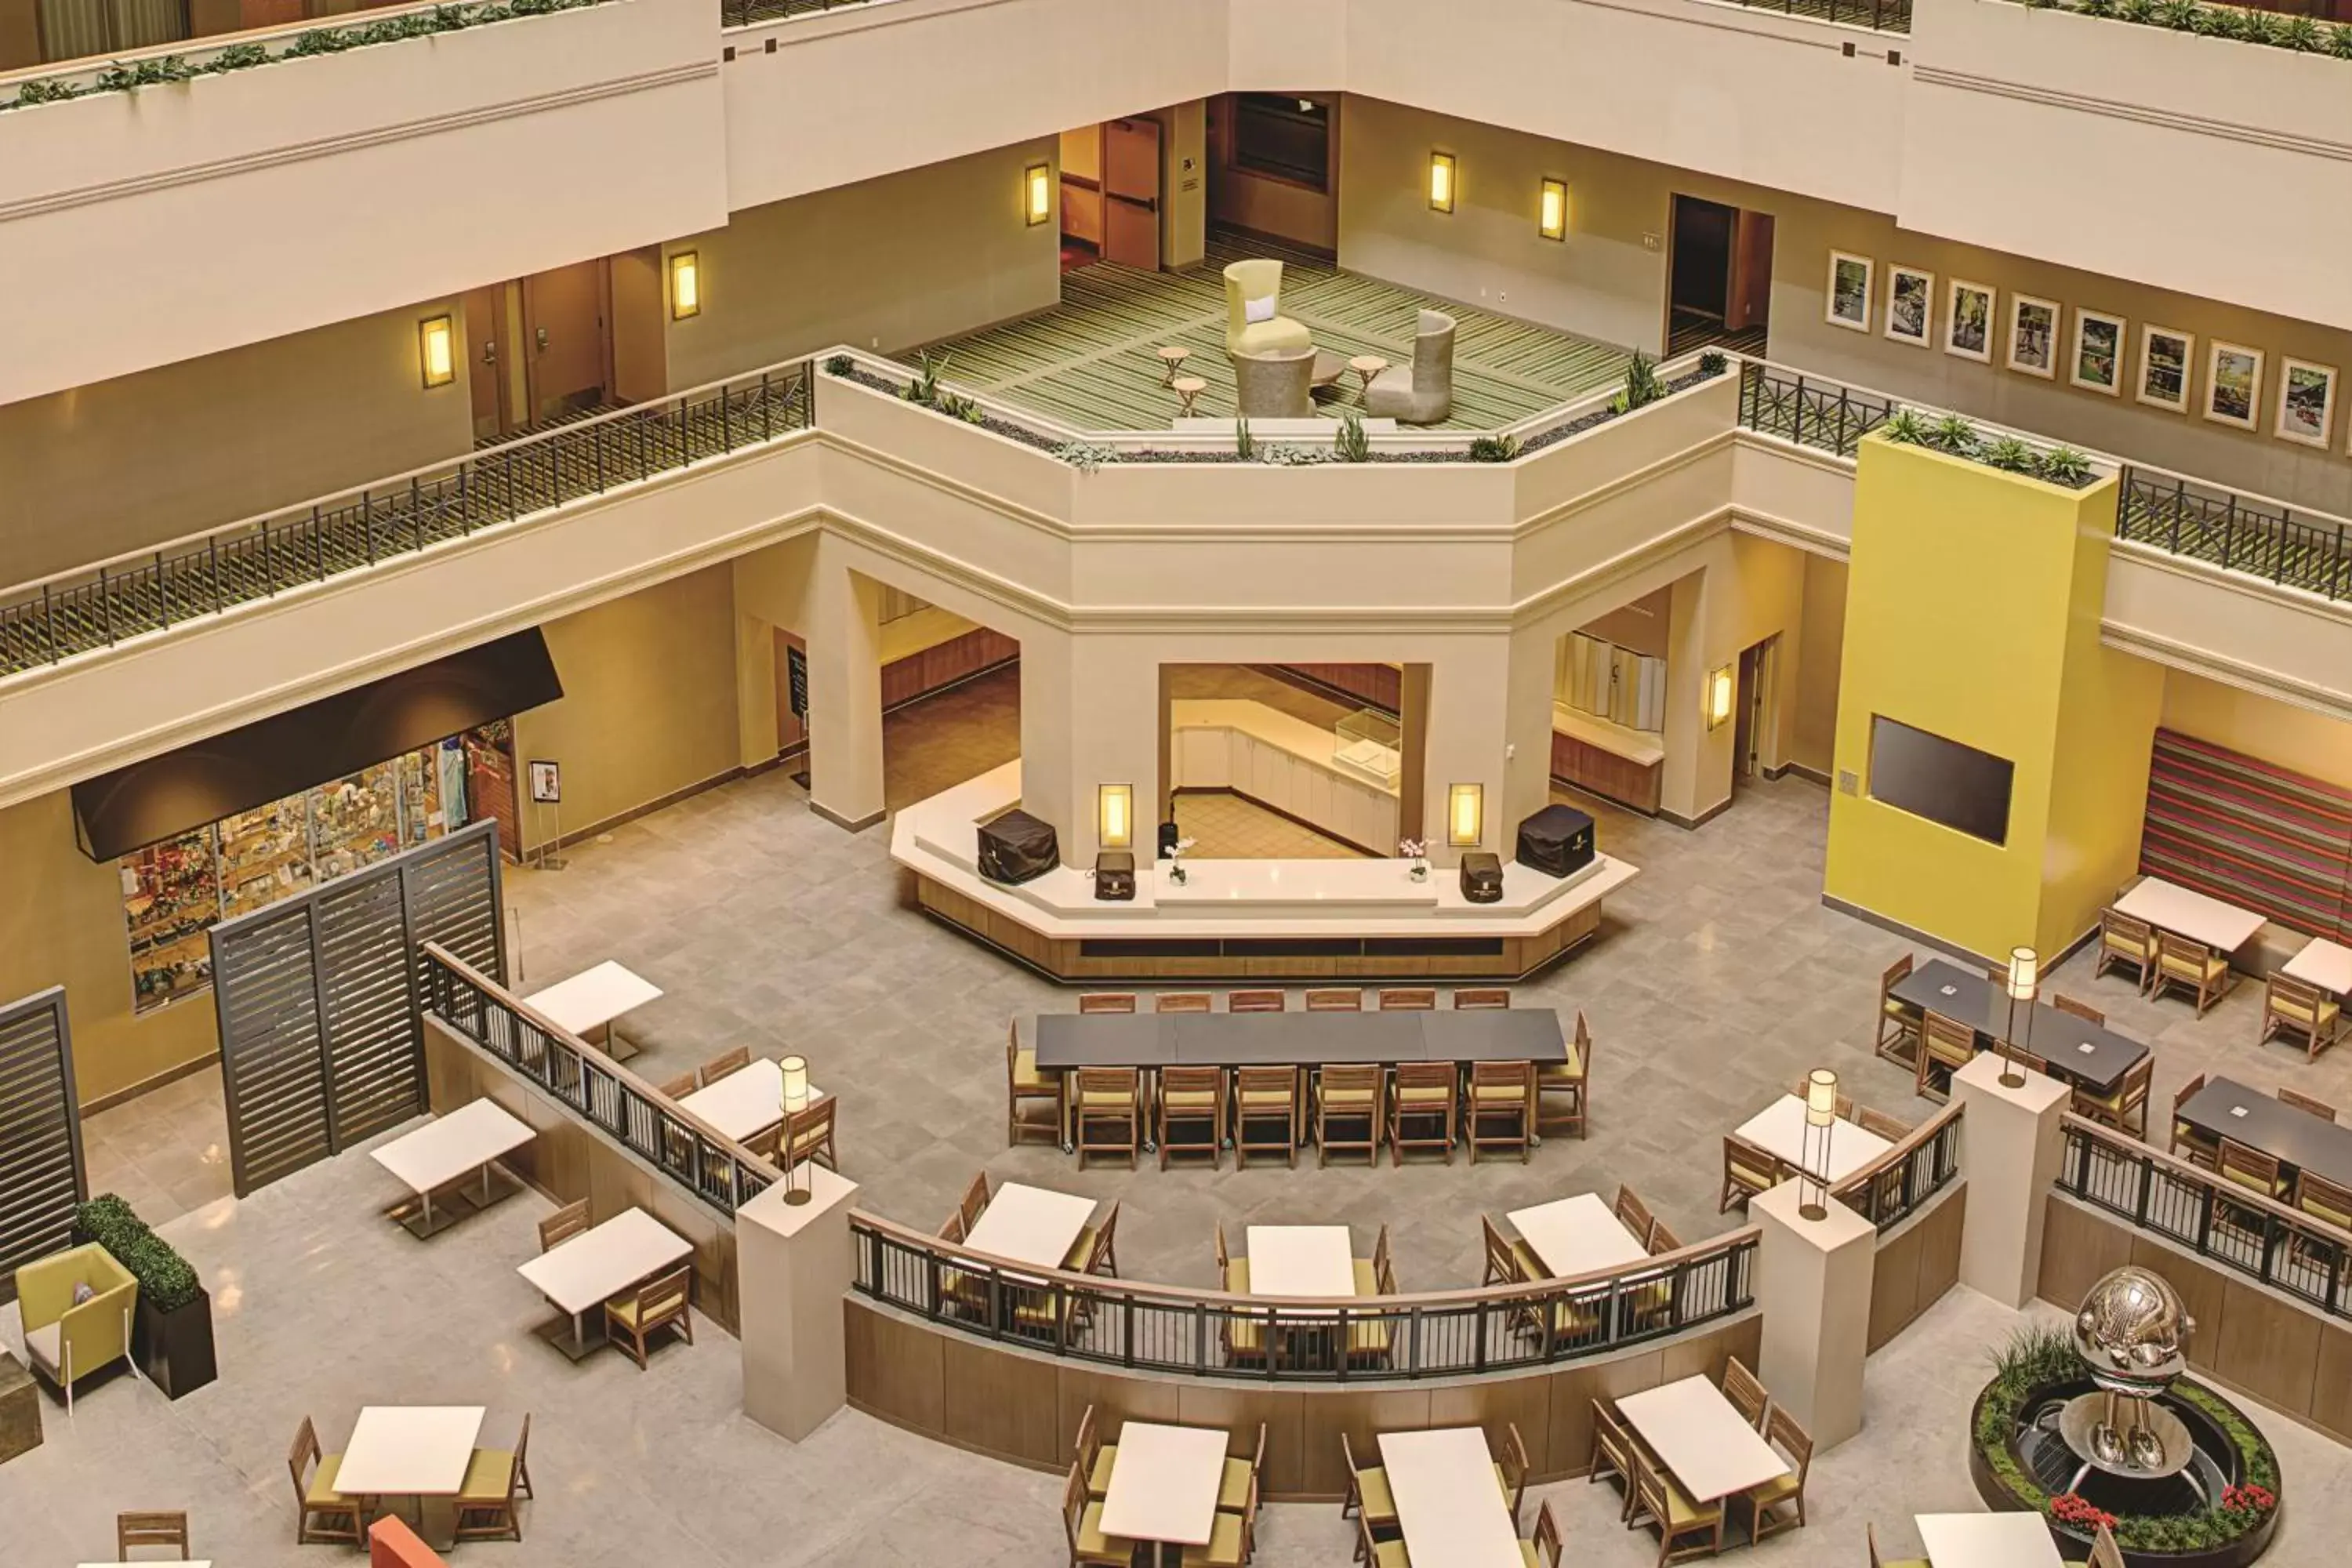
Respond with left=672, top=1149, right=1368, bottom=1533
left=1409, top=860, right=1429, bottom=883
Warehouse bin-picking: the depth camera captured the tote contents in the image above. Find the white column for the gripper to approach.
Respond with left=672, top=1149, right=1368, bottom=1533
left=1952, top=1050, right=2070, bottom=1308
left=1751, top=1181, right=1875, bottom=1451
left=805, top=550, right=885, bottom=832
left=735, top=1160, right=858, bottom=1443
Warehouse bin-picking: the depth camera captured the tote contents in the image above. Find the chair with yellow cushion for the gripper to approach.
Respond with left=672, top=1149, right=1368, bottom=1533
left=1741, top=1404, right=1810, bottom=1543
left=454, top=1413, right=531, bottom=1542
left=2170, top=1073, right=2220, bottom=1170
left=2278, top=1087, right=2338, bottom=1122
left=2263, top=971, right=2344, bottom=1059
left=1316, top=1063, right=1385, bottom=1167
left=1341, top=1431, right=1401, bottom=1550
left=1215, top=1224, right=1265, bottom=1367
left=1073, top=1403, right=1117, bottom=1499
left=1079, top=992, right=1138, bottom=1014
left=1356, top=1508, right=1410, bottom=1568
left=2073, top=1054, right=2153, bottom=1139
left=1232, top=1065, right=1298, bottom=1169
left=2212, top=1138, right=2291, bottom=1248
left=1223, top=259, right=1313, bottom=358
left=1587, top=1398, right=1637, bottom=1519
left=13, top=1242, right=135, bottom=1413
left=1007, top=1021, right=1065, bottom=1148
left=1453, top=987, right=1510, bottom=1010
left=1348, top=1227, right=1398, bottom=1367
left=1156, top=991, right=1214, bottom=1013
left=2151, top=930, right=2232, bottom=1016
left=1535, top=1011, right=1591, bottom=1138
left=287, top=1415, right=364, bottom=1547
left=1066, top=1200, right=1120, bottom=1277
left=1182, top=1474, right=1254, bottom=1567
left=1721, top=1356, right=1769, bottom=1432
left=782, top=1095, right=837, bottom=1172
left=1720, top=1134, right=1780, bottom=1213
left=1307, top=987, right=1364, bottom=1011
left=1388, top=1061, right=1457, bottom=1166
left=1629, top=1444, right=1724, bottom=1563
left=1353, top=1224, right=1396, bottom=1297
left=1483, top=1213, right=1544, bottom=1288
left=2094, top=907, right=2156, bottom=993
left=958, top=1170, right=991, bottom=1236
left=1468, top=1059, right=1534, bottom=1164
left=1520, top=1499, right=1562, bottom=1568
left=1916, top=1011, right=1977, bottom=1101
left=1228, top=989, right=1287, bottom=1012
left=1875, top=953, right=1922, bottom=1065
left=1158, top=1065, right=1226, bottom=1170
left=1867, top=1521, right=1930, bottom=1568
left=2290, top=1171, right=2352, bottom=1282
left=1076, top=1066, right=1142, bottom=1171
left=1216, top=1421, right=1265, bottom=1515
left=1492, top=1421, right=1530, bottom=1530
left=1062, top=1460, right=1133, bottom=1568
left=604, top=1263, right=694, bottom=1369
left=1378, top=987, right=1436, bottom=1011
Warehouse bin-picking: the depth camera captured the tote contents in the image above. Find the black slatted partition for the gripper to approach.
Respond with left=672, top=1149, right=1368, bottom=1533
left=0, top=989, right=85, bottom=1303
left=212, top=820, right=504, bottom=1197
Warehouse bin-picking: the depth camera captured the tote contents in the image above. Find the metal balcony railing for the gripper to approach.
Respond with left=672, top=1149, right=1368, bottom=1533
left=1722, top=0, right=1911, bottom=30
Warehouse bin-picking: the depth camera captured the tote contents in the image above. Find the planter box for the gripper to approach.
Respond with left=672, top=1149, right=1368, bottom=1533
left=132, top=1285, right=217, bottom=1400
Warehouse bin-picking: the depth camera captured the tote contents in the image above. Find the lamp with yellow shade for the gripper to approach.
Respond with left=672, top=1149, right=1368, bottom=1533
left=418, top=314, right=455, bottom=389
left=2002, top=946, right=2038, bottom=1087
left=1097, top=784, right=1133, bottom=851
left=1799, top=1068, right=1838, bottom=1220
left=779, top=1054, right=811, bottom=1204
left=1446, top=782, right=1483, bottom=848
left=1428, top=151, right=1457, bottom=214
left=1538, top=178, right=1567, bottom=241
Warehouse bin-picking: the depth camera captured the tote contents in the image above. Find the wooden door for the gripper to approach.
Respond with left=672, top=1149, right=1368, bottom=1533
left=459, top=285, right=509, bottom=441
left=521, top=260, right=611, bottom=424
left=1101, top=117, right=1163, bottom=270
left=1726, top=211, right=1775, bottom=334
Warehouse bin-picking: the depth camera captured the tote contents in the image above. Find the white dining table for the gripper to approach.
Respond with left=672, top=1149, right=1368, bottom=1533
left=524, top=960, right=662, bottom=1060
left=1615, top=1375, right=1790, bottom=1503
left=673, top=1057, right=829, bottom=1143
left=1099, top=1421, right=1228, bottom=1566
left=2115, top=877, right=2267, bottom=954
left=1245, top=1225, right=1356, bottom=1298
left=515, top=1207, right=692, bottom=1356
left=1915, top=1510, right=2066, bottom=1568
left=369, top=1098, right=535, bottom=1236
left=961, top=1182, right=1097, bottom=1270
left=1508, top=1192, right=1650, bottom=1277
left=335, top=1404, right=485, bottom=1499
left=1378, top=1427, right=1521, bottom=1568
left=1734, top=1094, right=1891, bottom=1184
left=2285, top=935, right=2352, bottom=997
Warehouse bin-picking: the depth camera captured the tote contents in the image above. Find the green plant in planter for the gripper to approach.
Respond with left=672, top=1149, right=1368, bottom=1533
left=285, top=26, right=354, bottom=53
left=1984, top=436, right=2038, bottom=474
left=1697, top=349, right=1727, bottom=376
left=202, top=42, right=269, bottom=72
left=1233, top=416, right=1254, bottom=460
left=1880, top=408, right=1934, bottom=446
left=74, top=1193, right=201, bottom=1313
left=823, top=354, right=854, bottom=376
left=1054, top=441, right=1117, bottom=474
left=2117, top=0, right=2158, bottom=21
left=1620, top=351, right=1668, bottom=412
left=2076, top=0, right=2116, bottom=16
left=93, top=61, right=137, bottom=92
left=1927, top=413, right=1982, bottom=457
left=10, top=75, right=79, bottom=105
left=1467, top=434, right=1522, bottom=463
left=903, top=352, right=945, bottom=407
left=2280, top=14, right=2322, bottom=48
left=2155, top=0, right=2201, bottom=29
left=2036, top=446, right=2094, bottom=487
left=2331, top=21, right=2352, bottom=56
left=1333, top=410, right=1371, bottom=463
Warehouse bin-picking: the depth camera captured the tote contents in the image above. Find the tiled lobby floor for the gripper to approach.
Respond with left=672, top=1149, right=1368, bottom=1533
left=1177, top=788, right=1367, bottom=859
left=78, top=1063, right=232, bottom=1228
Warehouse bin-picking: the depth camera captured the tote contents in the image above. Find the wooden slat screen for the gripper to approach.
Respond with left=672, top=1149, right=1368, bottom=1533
left=213, top=904, right=333, bottom=1196
left=0, top=989, right=85, bottom=1304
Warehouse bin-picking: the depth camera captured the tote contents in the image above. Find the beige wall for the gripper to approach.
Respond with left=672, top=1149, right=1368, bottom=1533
left=2158, top=669, right=2352, bottom=793
left=662, top=142, right=1062, bottom=389
left=1577, top=587, right=1671, bottom=659
left=510, top=564, right=744, bottom=851
left=0, top=300, right=474, bottom=587
left=1789, top=552, right=1846, bottom=780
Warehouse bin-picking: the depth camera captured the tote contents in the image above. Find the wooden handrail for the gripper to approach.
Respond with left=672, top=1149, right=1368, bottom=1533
left=1830, top=1099, right=1964, bottom=1201
left=2060, top=1111, right=2352, bottom=1243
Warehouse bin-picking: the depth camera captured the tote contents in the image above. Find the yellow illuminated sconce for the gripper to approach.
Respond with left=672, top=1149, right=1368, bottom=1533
left=1024, top=162, right=1053, bottom=227
left=1705, top=665, right=1735, bottom=731
left=1428, top=151, right=1457, bottom=214
left=1097, top=783, right=1134, bottom=851
left=1446, top=782, right=1483, bottom=847
left=779, top=1053, right=811, bottom=1204
left=1538, top=178, right=1568, bottom=241
left=669, top=250, right=701, bottom=321
left=418, top=314, right=456, bottom=389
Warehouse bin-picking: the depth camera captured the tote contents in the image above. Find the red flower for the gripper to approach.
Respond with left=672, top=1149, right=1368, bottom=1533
left=2220, top=1483, right=2276, bottom=1516
left=2049, top=1494, right=2120, bottom=1532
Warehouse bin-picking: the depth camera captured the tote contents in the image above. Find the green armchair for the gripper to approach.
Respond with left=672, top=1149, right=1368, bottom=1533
left=16, top=1243, right=136, bottom=1411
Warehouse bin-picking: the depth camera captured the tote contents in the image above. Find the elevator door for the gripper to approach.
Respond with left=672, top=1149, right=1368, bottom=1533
left=521, top=261, right=611, bottom=423
left=1102, top=118, right=1163, bottom=270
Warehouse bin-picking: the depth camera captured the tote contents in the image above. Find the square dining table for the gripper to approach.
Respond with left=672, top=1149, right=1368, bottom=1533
left=2285, top=936, right=2352, bottom=998
left=334, top=1404, right=485, bottom=1548
left=2114, top=877, right=2266, bottom=955
left=1734, top=1095, right=1891, bottom=1184
left=1508, top=1192, right=1650, bottom=1278
left=524, top=960, right=662, bottom=1061
left=369, top=1097, right=535, bottom=1237
left=1099, top=1421, right=1229, bottom=1567
left=1915, top=1511, right=2065, bottom=1568
left=515, top=1207, right=694, bottom=1358
left=961, top=1183, right=1098, bottom=1271
left=673, top=1056, right=829, bottom=1144
left=1615, top=1375, right=1789, bottom=1503
left=1378, top=1427, right=1522, bottom=1568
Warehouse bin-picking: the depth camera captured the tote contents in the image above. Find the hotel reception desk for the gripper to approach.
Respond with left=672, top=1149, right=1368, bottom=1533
left=891, top=762, right=1638, bottom=982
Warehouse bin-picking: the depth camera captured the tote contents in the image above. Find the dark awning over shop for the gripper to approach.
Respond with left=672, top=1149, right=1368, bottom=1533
left=72, top=630, right=562, bottom=861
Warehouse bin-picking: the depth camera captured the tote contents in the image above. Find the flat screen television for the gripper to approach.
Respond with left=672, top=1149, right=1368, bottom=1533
left=1867, top=716, right=2014, bottom=846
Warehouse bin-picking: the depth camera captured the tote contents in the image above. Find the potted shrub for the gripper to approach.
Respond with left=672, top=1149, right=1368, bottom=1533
left=73, top=1195, right=215, bottom=1399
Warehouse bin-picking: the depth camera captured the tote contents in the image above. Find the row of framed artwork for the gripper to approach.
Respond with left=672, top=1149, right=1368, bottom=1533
left=1824, top=251, right=2342, bottom=452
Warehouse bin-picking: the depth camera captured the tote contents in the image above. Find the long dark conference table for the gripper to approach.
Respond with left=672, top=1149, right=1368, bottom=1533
left=1892, top=958, right=2148, bottom=1095
left=1026, top=1007, right=1568, bottom=1069
left=2178, top=1076, right=2352, bottom=1190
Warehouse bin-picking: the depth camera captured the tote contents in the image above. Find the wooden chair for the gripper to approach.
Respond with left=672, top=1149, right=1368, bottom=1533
left=1377, top=987, right=1436, bottom=1011
left=2094, top=907, right=2157, bottom=993
left=656, top=1071, right=698, bottom=1099
left=1722, top=1356, right=1769, bottom=1431
left=1157, top=1065, right=1226, bottom=1169
left=2151, top=930, right=2232, bottom=1015
left=782, top=1095, right=837, bottom=1172
left=1646, top=1216, right=1682, bottom=1254
left=1857, top=1105, right=1910, bottom=1141
left=1876, top=953, right=1922, bottom=1065
left=1073, top=1403, right=1116, bottom=1498
left=1076, top=1066, right=1142, bottom=1170
left=1067, top=1200, right=1120, bottom=1276
left=1535, top=1009, right=1590, bottom=1138
left=1720, top=1134, right=1780, bottom=1212
left=1614, top=1185, right=1655, bottom=1245
left=604, top=1262, right=693, bottom=1369
left=1523, top=1499, right=1563, bottom=1568
left=2263, top=971, right=2344, bottom=1058
left=2086, top=1523, right=2126, bottom=1568
left=2278, top=1087, right=2339, bottom=1123
left=116, top=1512, right=190, bottom=1559
left=2171, top=1073, right=2220, bottom=1169
left=958, top=1171, right=992, bottom=1236
left=1388, top=1061, right=1457, bottom=1166
left=2219, top=1137, right=2289, bottom=1200
left=1155, top=991, right=1213, bottom=1013
left=1493, top=1421, right=1530, bottom=1530
left=1916, top=1010, right=1977, bottom=1100
left=938, top=1210, right=965, bottom=1243
left=1468, top=1059, right=1534, bottom=1163
left=1356, top=1224, right=1397, bottom=1295
left=1227, top=989, right=1286, bottom=1012
left=2073, top=1055, right=2153, bottom=1138
left=1079, top=993, right=1138, bottom=1014
left=1355, top=1508, right=1409, bottom=1568
left=1793, top=1076, right=1857, bottom=1121
left=1869, top=1521, right=1932, bottom=1568
left=695, top=1046, right=750, bottom=1088
left=1340, top=1430, right=1401, bottom=1546
left=1306, top=987, right=1364, bottom=1011
left=1587, top=1399, right=1638, bottom=1519
left=1629, top=1443, right=1724, bottom=1563
left=1190, top=1475, right=1254, bottom=1567
left=538, top=1198, right=591, bottom=1252
left=1007, top=1022, right=1065, bottom=1148
left=2053, top=993, right=2104, bottom=1025
left=1483, top=1213, right=1541, bottom=1287
left=288, top=1416, right=364, bottom=1547
left=1217, top=1421, right=1267, bottom=1515
left=1315, top=1063, right=1385, bottom=1167
left=1214, top=1223, right=1265, bottom=1368
left=1743, top=1404, right=1811, bottom=1543
left=1062, top=1460, right=1133, bottom=1567
left=1232, top=1065, right=1298, bottom=1168
left=453, top=1414, right=531, bottom=1543
left=742, top=1122, right=784, bottom=1164
left=2290, top=1171, right=2352, bottom=1283
left=1452, top=986, right=1511, bottom=1009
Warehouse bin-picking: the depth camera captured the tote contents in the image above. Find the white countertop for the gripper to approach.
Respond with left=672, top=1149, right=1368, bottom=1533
left=890, top=760, right=1638, bottom=938
left=1915, top=1512, right=2066, bottom=1568
left=1100, top=1421, right=1228, bottom=1545
left=1735, top=1094, right=1891, bottom=1185
left=1247, top=1225, right=1357, bottom=1298
left=2114, top=877, right=2267, bottom=953
left=516, top=1207, right=692, bottom=1316
left=1508, top=1192, right=1650, bottom=1278
left=1378, top=1428, right=1521, bottom=1568
left=1171, top=698, right=1400, bottom=798
left=1552, top=703, right=1667, bottom=767
left=1615, top=1376, right=1790, bottom=1503
left=673, top=1058, right=828, bottom=1144
left=961, top=1183, right=1097, bottom=1270
left=371, top=1099, right=534, bottom=1196
left=524, top=960, right=662, bottom=1035
left=2285, top=936, right=2352, bottom=996
left=334, top=1405, right=485, bottom=1497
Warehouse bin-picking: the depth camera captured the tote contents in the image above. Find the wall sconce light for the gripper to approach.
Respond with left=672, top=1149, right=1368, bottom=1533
left=669, top=250, right=701, bottom=321
left=779, top=1053, right=811, bottom=1204
left=1447, top=782, right=1483, bottom=847
left=1098, top=784, right=1134, bottom=851
left=418, top=314, right=455, bottom=389
left=1538, top=178, right=1567, bottom=241
left=2001, top=946, right=2039, bottom=1088
left=1428, top=151, right=1457, bottom=214
left=1705, top=665, right=1735, bottom=731
left=1799, top=1068, right=1838, bottom=1221
left=1025, top=162, right=1053, bottom=226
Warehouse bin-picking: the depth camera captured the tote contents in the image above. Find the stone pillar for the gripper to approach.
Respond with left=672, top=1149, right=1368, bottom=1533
left=1953, top=1049, right=2070, bottom=1308
left=1751, top=1180, right=1875, bottom=1450
left=735, top=1160, right=858, bottom=1443
left=805, top=550, right=885, bottom=832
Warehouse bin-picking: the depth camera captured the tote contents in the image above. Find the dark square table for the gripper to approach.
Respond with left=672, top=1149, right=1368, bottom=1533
left=2177, top=1076, right=2352, bottom=1189
left=1892, top=959, right=2147, bottom=1094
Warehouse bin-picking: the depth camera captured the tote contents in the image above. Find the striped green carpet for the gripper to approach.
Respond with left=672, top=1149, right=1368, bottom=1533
left=917, top=233, right=1632, bottom=434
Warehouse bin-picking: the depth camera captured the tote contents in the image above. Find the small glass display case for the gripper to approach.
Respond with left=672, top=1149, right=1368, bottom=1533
left=1332, top=707, right=1402, bottom=787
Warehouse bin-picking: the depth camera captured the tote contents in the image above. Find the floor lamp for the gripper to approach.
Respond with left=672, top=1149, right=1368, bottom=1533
left=779, top=1054, right=811, bottom=1204
left=2002, top=946, right=2038, bottom=1089
left=1798, top=1069, right=1838, bottom=1221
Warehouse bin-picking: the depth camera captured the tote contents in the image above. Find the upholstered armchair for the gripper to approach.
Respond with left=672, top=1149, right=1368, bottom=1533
left=15, top=1243, right=136, bottom=1411
left=1232, top=346, right=1313, bottom=419
left=1222, top=260, right=1312, bottom=358
left=1365, top=309, right=1456, bottom=424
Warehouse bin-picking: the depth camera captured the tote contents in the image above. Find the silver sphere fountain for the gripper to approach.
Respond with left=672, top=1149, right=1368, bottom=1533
left=2068, top=1265, right=2197, bottom=1479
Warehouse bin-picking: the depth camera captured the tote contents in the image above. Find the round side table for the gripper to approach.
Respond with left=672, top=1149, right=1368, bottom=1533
left=1171, top=376, right=1207, bottom=417
left=1348, top=355, right=1388, bottom=397
left=1157, top=346, right=1192, bottom=387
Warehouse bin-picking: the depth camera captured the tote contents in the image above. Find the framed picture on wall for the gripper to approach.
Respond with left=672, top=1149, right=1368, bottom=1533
left=2137, top=325, right=2193, bottom=412
left=2005, top=295, right=2060, bottom=378
left=2275, top=358, right=2337, bottom=448
left=2069, top=310, right=2125, bottom=395
left=2204, top=342, right=2263, bottom=430
left=1945, top=280, right=1994, bottom=363
left=1885, top=266, right=1933, bottom=347
left=1826, top=252, right=1874, bottom=332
